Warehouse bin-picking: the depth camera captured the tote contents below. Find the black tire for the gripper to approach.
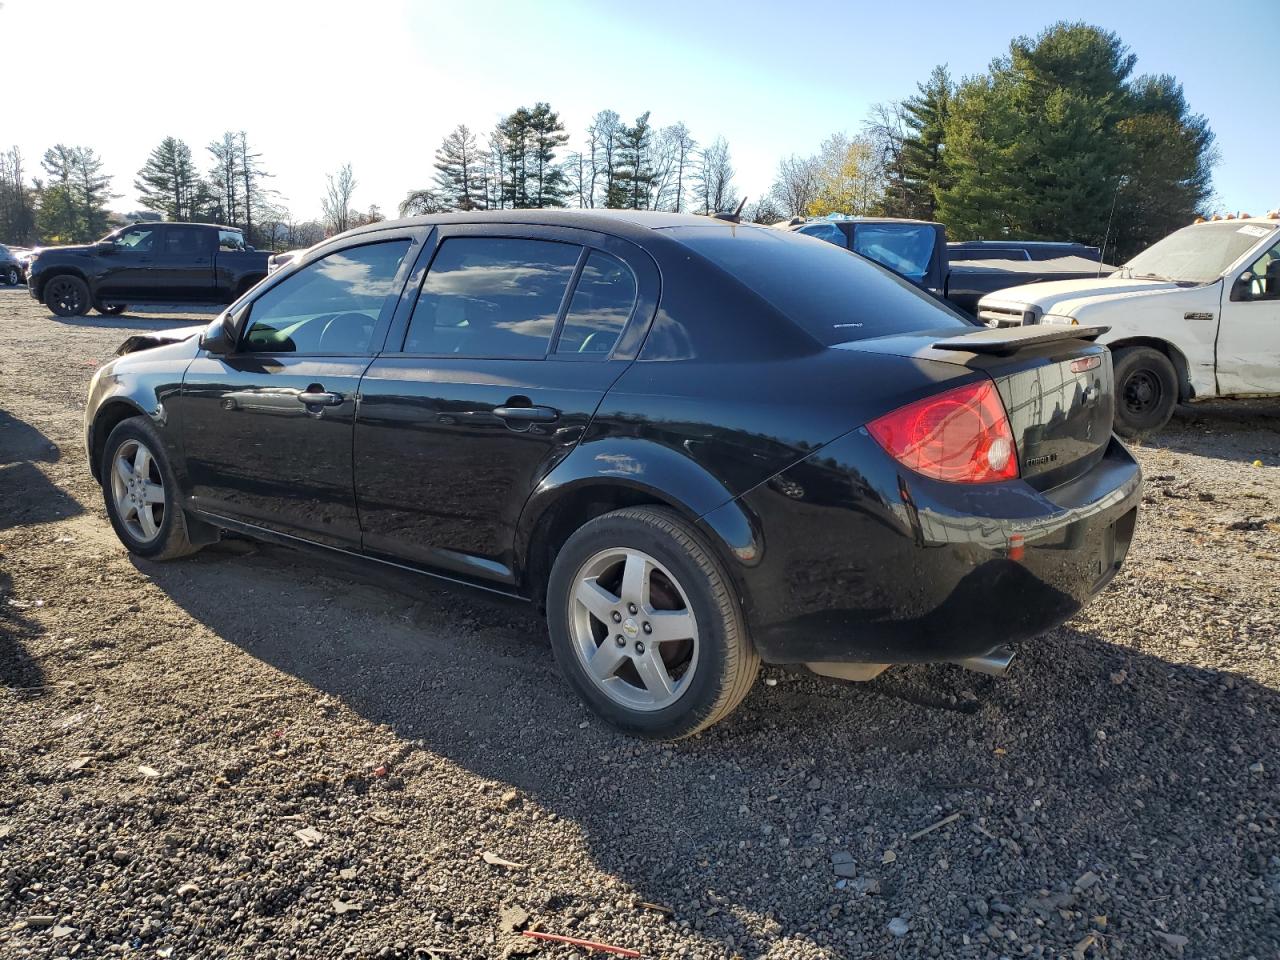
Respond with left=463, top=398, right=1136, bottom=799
left=44, top=274, right=91, bottom=317
left=1112, top=346, right=1178, bottom=437
left=95, top=302, right=127, bottom=316
left=100, top=417, right=202, bottom=561
left=547, top=506, right=759, bottom=739
left=1, top=266, right=18, bottom=286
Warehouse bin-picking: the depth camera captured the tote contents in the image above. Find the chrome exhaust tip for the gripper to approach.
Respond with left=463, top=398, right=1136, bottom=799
left=954, top=644, right=1016, bottom=677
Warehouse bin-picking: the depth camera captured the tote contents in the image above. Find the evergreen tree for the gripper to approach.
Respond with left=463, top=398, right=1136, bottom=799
left=38, top=144, right=114, bottom=242
left=615, top=112, right=655, bottom=210
left=432, top=124, right=483, bottom=211
left=495, top=103, right=568, bottom=208
left=135, top=137, right=202, bottom=221
left=895, top=65, right=952, bottom=220
left=936, top=22, right=1212, bottom=257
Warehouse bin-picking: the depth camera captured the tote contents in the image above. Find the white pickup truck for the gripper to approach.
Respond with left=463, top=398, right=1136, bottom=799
left=977, top=216, right=1280, bottom=435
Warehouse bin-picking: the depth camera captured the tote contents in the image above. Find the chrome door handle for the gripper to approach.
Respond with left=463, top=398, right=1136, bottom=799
left=297, top=390, right=343, bottom=406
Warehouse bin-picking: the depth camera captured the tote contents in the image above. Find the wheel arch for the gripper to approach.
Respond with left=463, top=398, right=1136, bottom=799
left=88, top=398, right=148, bottom=483
left=35, top=266, right=92, bottom=302
left=1108, top=336, right=1194, bottom=401
left=515, top=440, right=751, bottom=613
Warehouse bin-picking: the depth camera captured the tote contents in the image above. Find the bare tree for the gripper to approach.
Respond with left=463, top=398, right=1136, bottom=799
left=769, top=153, right=822, bottom=218
left=865, top=102, right=910, bottom=217
left=400, top=188, right=446, bottom=216
left=321, top=163, right=357, bottom=234
left=693, top=136, right=737, bottom=214
left=647, top=122, right=696, bottom=212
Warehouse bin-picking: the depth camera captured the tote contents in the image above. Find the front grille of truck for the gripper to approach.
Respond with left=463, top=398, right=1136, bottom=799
left=979, top=305, right=1038, bottom=328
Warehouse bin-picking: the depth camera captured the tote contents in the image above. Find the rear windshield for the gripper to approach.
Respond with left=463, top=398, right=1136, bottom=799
left=666, top=225, right=971, bottom=344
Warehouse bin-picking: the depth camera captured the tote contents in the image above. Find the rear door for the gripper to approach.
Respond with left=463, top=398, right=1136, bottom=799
left=153, top=225, right=216, bottom=300
left=1217, top=231, right=1280, bottom=395
left=354, top=224, right=656, bottom=585
left=178, top=231, right=421, bottom=547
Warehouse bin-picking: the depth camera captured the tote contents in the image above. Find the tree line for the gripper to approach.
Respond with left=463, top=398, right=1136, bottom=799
left=766, top=22, right=1216, bottom=260
left=0, top=22, right=1222, bottom=261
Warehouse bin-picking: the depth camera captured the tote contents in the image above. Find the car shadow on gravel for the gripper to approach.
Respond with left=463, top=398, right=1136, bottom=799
left=0, top=567, right=46, bottom=695
left=45, top=314, right=205, bottom=331
left=1152, top=398, right=1280, bottom=466
left=0, top=409, right=82, bottom=531
left=138, top=539, right=1280, bottom=956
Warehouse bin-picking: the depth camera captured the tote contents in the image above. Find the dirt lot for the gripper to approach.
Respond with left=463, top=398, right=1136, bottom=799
left=1, top=285, right=1278, bottom=960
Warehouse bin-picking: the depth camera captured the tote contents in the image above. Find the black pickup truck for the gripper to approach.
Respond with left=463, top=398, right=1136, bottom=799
left=28, top=222, right=269, bottom=317
left=779, top=217, right=1109, bottom=317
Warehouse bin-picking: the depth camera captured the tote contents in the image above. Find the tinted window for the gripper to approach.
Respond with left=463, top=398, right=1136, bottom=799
left=218, top=229, right=246, bottom=252
left=241, top=240, right=410, bottom=354
left=164, top=227, right=210, bottom=255
left=555, top=251, right=636, bottom=356
left=851, top=224, right=936, bottom=281
left=797, top=222, right=848, bottom=248
left=669, top=225, right=970, bottom=344
left=405, top=237, right=580, bottom=357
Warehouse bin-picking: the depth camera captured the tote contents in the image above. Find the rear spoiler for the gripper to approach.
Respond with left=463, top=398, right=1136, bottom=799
left=932, top=325, right=1109, bottom=356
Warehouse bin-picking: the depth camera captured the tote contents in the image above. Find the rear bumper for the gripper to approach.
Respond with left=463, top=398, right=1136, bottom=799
left=701, top=432, right=1141, bottom=665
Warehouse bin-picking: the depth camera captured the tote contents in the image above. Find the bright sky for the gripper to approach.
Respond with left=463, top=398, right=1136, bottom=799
left=3, top=0, right=1275, bottom=221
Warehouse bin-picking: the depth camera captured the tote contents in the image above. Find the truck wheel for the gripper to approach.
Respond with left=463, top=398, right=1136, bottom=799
left=101, top=417, right=203, bottom=561
left=44, top=275, right=90, bottom=317
left=95, top=303, right=127, bottom=316
left=1113, top=346, right=1178, bottom=437
left=546, top=506, right=759, bottom=740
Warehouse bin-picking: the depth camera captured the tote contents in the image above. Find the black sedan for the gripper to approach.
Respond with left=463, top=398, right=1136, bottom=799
left=84, top=211, right=1141, bottom=739
left=0, top=243, right=25, bottom=285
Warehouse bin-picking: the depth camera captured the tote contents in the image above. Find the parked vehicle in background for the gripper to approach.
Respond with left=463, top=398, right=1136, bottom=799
left=0, top=244, right=25, bottom=285
left=776, top=216, right=1109, bottom=315
left=267, top=248, right=307, bottom=275
left=977, top=215, right=1280, bottom=436
left=949, top=240, right=1102, bottom=262
left=27, top=222, right=269, bottom=317
left=84, top=210, right=1140, bottom=738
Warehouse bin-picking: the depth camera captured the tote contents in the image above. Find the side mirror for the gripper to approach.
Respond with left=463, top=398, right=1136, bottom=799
left=96, top=241, right=116, bottom=254
left=1266, top=260, right=1280, bottom=298
left=199, top=311, right=239, bottom=354
left=1232, top=271, right=1256, bottom=302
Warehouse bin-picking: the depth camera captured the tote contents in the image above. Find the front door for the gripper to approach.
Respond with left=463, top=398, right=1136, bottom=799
left=95, top=223, right=161, bottom=301
left=1218, top=232, right=1280, bottom=396
left=177, top=235, right=417, bottom=547
left=355, top=228, right=651, bottom=585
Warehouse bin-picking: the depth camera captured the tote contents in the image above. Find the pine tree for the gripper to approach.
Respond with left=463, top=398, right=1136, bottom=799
left=896, top=65, right=952, bottom=220
left=526, top=102, right=568, bottom=208
left=432, top=124, right=483, bottom=211
left=135, top=137, right=202, bottom=221
left=38, top=144, right=114, bottom=242
left=615, top=112, right=655, bottom=210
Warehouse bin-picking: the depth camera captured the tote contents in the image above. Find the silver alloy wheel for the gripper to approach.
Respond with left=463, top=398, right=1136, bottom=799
left=568, top=547, right=699, bottom=712
left=109, top=438, right=166, bottom=543
left=3, top=268, right=16, bottom=285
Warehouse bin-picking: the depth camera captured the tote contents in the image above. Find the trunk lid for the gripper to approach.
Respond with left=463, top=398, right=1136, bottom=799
left=837, top=326, right=1115, bottom=489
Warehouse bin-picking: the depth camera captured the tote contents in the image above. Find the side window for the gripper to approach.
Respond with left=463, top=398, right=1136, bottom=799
left=852, top=225, right=936, bottom=282
left=1245, top=237, right=1280, bottom=299
left=165, top=227, right=211, bottom=256
left=405, top=237, right=581, bottom=358
left=240, top=240, right=410, bottom=354
left=554, top=251, right=637, bottom=356
left=798, top=223, right=847, bottom=248
left=115, top=226, right=157, bottom=252
left=218, top=229, right=246, bottom=252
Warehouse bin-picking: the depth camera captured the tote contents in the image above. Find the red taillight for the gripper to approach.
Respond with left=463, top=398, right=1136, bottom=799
left=867, top=380, right=1018, bottom=484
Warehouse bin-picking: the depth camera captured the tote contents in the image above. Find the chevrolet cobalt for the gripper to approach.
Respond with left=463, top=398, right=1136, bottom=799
left=85, top=211, right=1141, bottom=738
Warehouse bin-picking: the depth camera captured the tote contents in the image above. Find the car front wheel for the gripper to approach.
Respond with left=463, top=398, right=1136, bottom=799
left=547, top=506, right=759, bottom=739
left=2, top=267, right=18, bottom=286
left=44, top=275, right=91, bottom=317
left=1113, top=346, right=1178, bottom=437
left=101, top=417, right=202, bottom=561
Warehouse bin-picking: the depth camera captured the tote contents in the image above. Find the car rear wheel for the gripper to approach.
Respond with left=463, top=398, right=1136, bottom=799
left=1112, top=346, right=1178, bottom=437
left=2, top=266, right=18, bottom=286
left=547, top=506, right=759, bottom=739
left=95, top=302, right=127, bottom=316
left=101, top=417, right=202, bottom=561
left=44, top=275, right=90, bottom=317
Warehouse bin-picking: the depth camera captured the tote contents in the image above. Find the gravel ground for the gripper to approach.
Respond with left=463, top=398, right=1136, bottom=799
left=1, top=285, right=1278, bottom=960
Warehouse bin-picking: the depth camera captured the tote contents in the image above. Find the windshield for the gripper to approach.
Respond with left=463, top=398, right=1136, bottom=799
left=852, top=224, right=936, bottom=281
left=1121, top=222, right=1277, bottom=283
left=667, top=225, right=971, bottom=345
